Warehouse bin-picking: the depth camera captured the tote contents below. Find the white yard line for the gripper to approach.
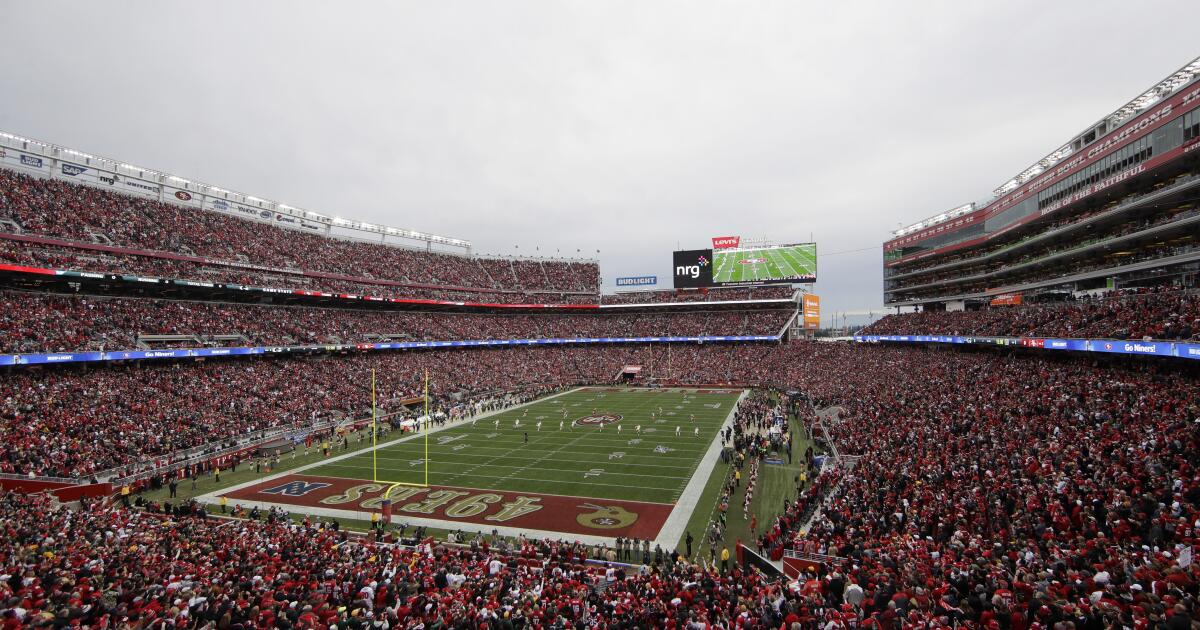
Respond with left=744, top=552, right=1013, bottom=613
left=494, top=428, right=614, bottom=486
left=372, top=447, right=708, bottom=465
left=779, top=246, right=815, bottom=278
left=653, top=389, right=748, bottom=550
left=194, top=387, right=585, bottom=502
left=196, top=386, right=745, bottom=549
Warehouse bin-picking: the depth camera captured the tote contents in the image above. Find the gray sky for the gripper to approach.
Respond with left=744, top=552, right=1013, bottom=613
left=2, top=1, right=1196, bottom=321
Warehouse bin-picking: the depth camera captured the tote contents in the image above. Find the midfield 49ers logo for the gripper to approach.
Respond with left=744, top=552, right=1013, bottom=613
left=575, top=413, right=622, bottom=426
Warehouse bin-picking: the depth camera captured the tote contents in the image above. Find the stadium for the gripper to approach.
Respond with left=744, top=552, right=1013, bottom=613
left=1, top=6, right=1198, bottom=630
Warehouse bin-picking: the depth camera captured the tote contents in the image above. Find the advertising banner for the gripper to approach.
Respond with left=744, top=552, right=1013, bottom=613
left=853, top=335, right=1200, bottom=362
left=55, top=162, right=108, bottom=187
left=1043, top=339, right=1088, bottom=351
left=206, top=197, right=265, bottom=221
left=802, top=294, right=820, bottom=330
left=672, top=249, right=714, bottom=288
left=2, top=151, right=51, bottom=175
left=163, top=185, right=203, bottom=207
left=616, top=276, right=657, bottom=287
left=1088, top=340, right=1173, bottom=356
left=1, top=336, right=780, bottom=368
left=711, top=236, right=741, bottom=250
left=121, top=176, right=161, bottom=198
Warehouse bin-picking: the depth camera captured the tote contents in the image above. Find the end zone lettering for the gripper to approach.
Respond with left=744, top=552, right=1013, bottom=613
left=225, top=474, right=673, bottom=538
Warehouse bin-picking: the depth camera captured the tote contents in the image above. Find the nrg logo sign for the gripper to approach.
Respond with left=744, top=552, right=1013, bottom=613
left=676, top=254, right=709, bottom=278
left=672, top=249, right=714, bottom=288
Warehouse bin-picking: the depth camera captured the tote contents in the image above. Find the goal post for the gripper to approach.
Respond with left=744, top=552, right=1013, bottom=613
left=371, top=368, right=431, bottom=488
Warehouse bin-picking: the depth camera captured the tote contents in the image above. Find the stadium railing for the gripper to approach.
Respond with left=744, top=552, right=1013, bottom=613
left=103, top=409, right=410, bottom=486
left=0, top=471, right=84, bottom=485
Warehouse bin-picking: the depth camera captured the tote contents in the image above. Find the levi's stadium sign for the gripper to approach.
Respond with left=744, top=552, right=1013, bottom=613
left=712, top=236, right=740, bottom=250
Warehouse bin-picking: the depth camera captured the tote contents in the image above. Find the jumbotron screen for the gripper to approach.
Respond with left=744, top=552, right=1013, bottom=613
left=712, top=243, right=817, bottom=285
left=672, top=242, right=817, bottom=287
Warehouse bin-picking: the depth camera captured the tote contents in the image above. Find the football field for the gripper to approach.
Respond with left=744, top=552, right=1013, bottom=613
left=210, top=387, right=744, bottom=544
left=712, top=245, right=817, bottom=284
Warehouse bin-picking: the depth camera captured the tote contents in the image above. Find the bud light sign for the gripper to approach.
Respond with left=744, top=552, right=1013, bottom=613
left=616, top=276, right=657, bottom=287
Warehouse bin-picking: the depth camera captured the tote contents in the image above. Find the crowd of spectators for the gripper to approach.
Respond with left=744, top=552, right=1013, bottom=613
left=0, top=239, right=599, bottom=305
left=0, top=490, right=803, bottom=629
left=2, top=342, right=1196, bottom=628
left=888, top=237, right=1200, bottom=305
left=863, top=287, right=1200, bottom=341
left=0, top=343, right=785, bottom=479
left=0, top=238, right=801, bottom=308
left=0, top=169, right=599, bottom=296
left=0, top=291, right=793, bottom=353
left=746, top=344, right=1200, bottom=630
left=886, top=172, right=1200, bottom=281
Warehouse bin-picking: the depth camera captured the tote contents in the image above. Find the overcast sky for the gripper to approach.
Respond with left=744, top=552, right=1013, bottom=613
left=1, top=1, right=1196, bottom=321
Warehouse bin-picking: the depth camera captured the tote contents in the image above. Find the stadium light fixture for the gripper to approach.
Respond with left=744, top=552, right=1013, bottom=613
left=991, top=55, right=1200, bottom=200
left=892, top=203, right=976, bottom=237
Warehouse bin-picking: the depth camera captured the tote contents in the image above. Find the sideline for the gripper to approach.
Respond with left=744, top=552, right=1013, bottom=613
left=196, top=386, right=745, bottom=548
left=653, top=389, right=748, bottom=549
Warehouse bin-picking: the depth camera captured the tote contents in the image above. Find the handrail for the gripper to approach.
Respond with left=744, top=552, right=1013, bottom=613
left=783, top=548, right=848, bottom=564
left=103, top=410, right=411, bottom=485
left=0, top=472, right=84, bottom=485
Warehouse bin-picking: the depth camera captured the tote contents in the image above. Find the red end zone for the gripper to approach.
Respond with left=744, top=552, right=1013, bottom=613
left=222, top=474, right=673, bottom=539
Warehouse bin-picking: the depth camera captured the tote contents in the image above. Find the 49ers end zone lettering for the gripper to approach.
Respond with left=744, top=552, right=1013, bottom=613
left=223, top=474, right=671, bottom=538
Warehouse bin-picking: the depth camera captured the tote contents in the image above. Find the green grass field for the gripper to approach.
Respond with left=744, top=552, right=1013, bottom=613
left=711, top=244, right=817, bottom=284
left=307, top=387, right=743, bottom=505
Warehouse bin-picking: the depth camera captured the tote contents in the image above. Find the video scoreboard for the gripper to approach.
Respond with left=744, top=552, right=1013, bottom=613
left=672, top=238, right=816, bottom=288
